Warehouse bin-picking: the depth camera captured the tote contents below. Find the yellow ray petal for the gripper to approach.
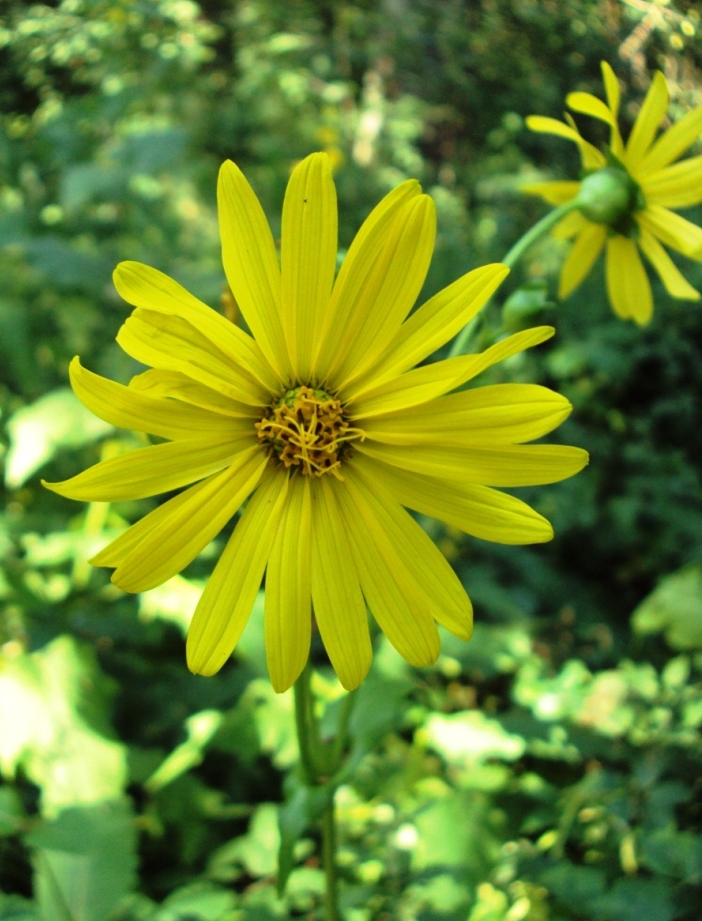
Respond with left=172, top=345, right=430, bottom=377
left=639, top=106, right=702, bottom=176
left=553, top=210, right=588, bottom=241
left=129, top=369, right=256, bottom=418
left=217, top=160, right=292, bottom=381
left=70, top=358, right=241, bottom=440
left=526, top=115, right=605, bottom=170
left=117, top=309, right=269, bottom=406
left=358, top=454, right=553, bottom=545
left=265, top=476, right=312, bottom=693
left=281, top=153, right=337, bottom=382
left=334, top=474, right=441, bottom=667
left=113, top=261, right=279, bottom=393
left=637, top=226, right=700, bottom=301
left=112, top=448, right=267, bottom=593
left=358, top=440, right=588, bottom=487
left=605, top=235, right=653, bottom=325
left=310, top=477, right=372, bottom=691
left=641, top=156, right=702, bottom=209
left=625, top=72, right=668, bottom=170
left=520, top=180, right=581, bottom=205
left=345, top=264, right=509, bottom=393
left=186, top=470, right=289, bottom=676
left=314, top=179, right=421, bottom=377
left=558, top=222, right=607, bottom=298
left=636, top=205, right=702, bottom=260
left=43, top=436, right=250, bottom=502
left=567, top=91, right=616, bottom=126
left=328, top=195, right=437, bottom=390
left=601, top=62, right=621, bottom=120
left=347, top=460, right=473, bottom=639
left=361, top=384, right=572, bottom=445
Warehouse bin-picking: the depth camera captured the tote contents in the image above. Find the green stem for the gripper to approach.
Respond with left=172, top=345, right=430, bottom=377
left=448, top=198, right=581, bottom=358
left=321, top=804, right=340, bottom=921
left=293, top=663, right=318, bottom=784
left=331, top=689, right=357, bottom=766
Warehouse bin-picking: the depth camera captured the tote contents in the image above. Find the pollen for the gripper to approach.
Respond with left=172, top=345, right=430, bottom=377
left=256, top=385, right=365, bottom=479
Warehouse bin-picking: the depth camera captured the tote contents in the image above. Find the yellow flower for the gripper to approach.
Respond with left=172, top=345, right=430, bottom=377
left=44, top=154, right=587, bottom=691
left=524, top=61, right=702, bottom=325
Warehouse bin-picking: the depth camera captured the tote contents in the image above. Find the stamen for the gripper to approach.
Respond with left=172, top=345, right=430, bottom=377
left=256, top=385, right=364, bottom=478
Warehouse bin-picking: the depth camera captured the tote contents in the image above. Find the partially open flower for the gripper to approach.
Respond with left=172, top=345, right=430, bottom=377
left=524, top=62, right=702, bottom=325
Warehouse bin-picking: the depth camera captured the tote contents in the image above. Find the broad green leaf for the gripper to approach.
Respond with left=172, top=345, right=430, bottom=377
left=422, top=711, right=525, bottom=765
left=154, top=883, right=236, bottom=921
left=632, top=565, right=702, bottom=650
left=145, top=710, right=223, bottom=794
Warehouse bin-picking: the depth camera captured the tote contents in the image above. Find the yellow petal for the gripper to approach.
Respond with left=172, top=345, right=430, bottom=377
left=117, top=309, right=269, bottom=406
left=362, top=384, right=572, bottom=445
left=314, top=179, right=421, bottom=377
left=217, top=160, right=292, bottom=381
left=113, top=262, right=279, bottom=393
left=70, top=358, right=242, bottom=440
left=553, top=210, right=588, bottom=241
left=639, top=106, right=702, bottom=176
left=641, top=156, right=702, bottom=208
left=328, top=195, right=437, bottom=390
left=265, top=476, right=312, bottom=693
left=567, top=91, right=616, bottom=126
left=564, top=113, right=608, bottom=171
left=112, top=448, right=267, bottom=593
left=129, top=369, right=255, bottom=418
left=186, top=470, right=289, bottom=676
left=358, top=440, right=588, bottom=487
left=310, top=477, right=372, bottom=691
left=359, top=454, right=553, bottom=545
left=43, top=436, right=250, bottom=501
left=558, top=222, right=607, bottom=298
left=346, top=264, right=509, bottom=394
left=281, top=153, right=337, bottom=382
left=636, top=205, right=702, bottom=259
left=334, top=473, right=441, bottom=666
left=637, top=226, right=700, bottom=301
left=625, top=72, right=669, bottom=170
left=347, top=459, right=473, bottom=639
left=520, top=181, right=581, bottom=205
left=605, top=236, right=653, bottom=325
left=601, top=61, right=621, bottom=120
left=526, top=115, right=605, bottom=170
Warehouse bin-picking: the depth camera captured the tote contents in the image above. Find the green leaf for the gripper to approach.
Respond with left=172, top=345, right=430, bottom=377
left=348, top=673, right=411, bottom=753
left=422, top=711, right=525, bottom=766
left=0, top=784, right=26, bottom=835
left=5, top=389, right=112, bottom=489
left=154, top=883, right=236, bottom=921
left=28, top=799, right=137, bottom=921
left=145, top=710, right=223, bottom=794
left=631, top=565, right=702, bottom=650
left=277, top=781, right=331, bottom=894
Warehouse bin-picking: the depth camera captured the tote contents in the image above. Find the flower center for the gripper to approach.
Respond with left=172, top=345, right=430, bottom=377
left=576, top=166, right=644, bottom=230
left=256, top=385, right=364, bottom=479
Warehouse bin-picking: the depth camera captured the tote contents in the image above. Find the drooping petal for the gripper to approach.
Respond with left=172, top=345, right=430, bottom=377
left=70, top=358, right=245, bottom=439
left=347, top=460, right=473, bottom=639
left=345, top=264, right=509, bottom=393
left=117, top=309, right=269, bottom=406
left=636, top=205, right=702, bottom=259
left=129, top=369, right=255, bottom=418
left=361, top=384, right=572, bottom=445
left=526, top=115, right=605, bottom=170
left=264, top=476, right=312, bottom=693
left=314, top=179, right=421, bottom=377
left=327, top=195, right=437, bottom=390
left=520, top=180, right=581, bottom=205
left=310, top=477, right=372, bottom=691
left=558, top=222, right=607, bottom=298
left=625, top=72, right=668, bottom=171
left=186, top=470, right=289, bottom=677
left=641, top=156, right=702, bottom=209
left=111, top=448, right=267, bottom=593
left=43, top=436, right=251, bottom=502
left=639, top=106, right=702, bottom=176
left=217, top=160, right=292, bottom=381
left=357, top=441, right=588, bottom=487
left=334, top=473, right=441, bottom=666
left=359, top=454, right=554, bottom=545
left=605, top=235, right=653, bottom=325
left=637, top=226, right=700, bottom=300
left=112, top=262, right=279, bottom=393
left=280, top=153, right=337, bottom=381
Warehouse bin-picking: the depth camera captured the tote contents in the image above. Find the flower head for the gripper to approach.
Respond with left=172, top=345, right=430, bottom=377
left=44, top=154, right=587, bottom=692
left=524, top=61, right=702, bottom=324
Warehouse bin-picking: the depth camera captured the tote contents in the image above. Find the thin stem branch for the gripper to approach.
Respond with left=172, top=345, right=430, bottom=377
left=293, top=662, right=317, bottom=784
left=321, top=803, right=340, bottom=921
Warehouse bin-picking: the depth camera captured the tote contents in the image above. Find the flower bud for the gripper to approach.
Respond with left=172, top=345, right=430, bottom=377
left=576, top=167, right=637, bottom=225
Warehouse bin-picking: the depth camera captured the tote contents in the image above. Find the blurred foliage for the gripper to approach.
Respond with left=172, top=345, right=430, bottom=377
left=1, top=0, right=702, bottom=919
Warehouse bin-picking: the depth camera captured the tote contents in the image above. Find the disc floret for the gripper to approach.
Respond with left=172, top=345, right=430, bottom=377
left=256, top=385, right=364, bottom=479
